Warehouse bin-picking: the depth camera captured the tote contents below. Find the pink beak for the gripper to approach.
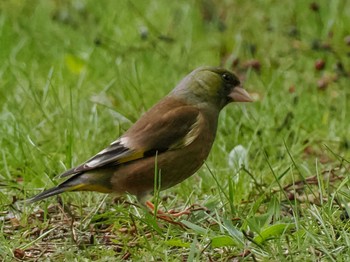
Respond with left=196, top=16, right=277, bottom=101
left=229, top=87, right=253, bottom=102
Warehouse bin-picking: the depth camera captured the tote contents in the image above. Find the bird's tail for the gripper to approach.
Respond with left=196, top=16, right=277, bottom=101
left=27, top=171, right=113, bottom=203
left=26, top=184, right=73, bottom=203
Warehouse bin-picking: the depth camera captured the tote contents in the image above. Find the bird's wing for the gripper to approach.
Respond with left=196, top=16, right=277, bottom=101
left=60, top=103, right=203, bottom=178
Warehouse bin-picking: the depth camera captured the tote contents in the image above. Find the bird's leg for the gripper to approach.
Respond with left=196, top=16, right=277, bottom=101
left=145, top=201, right=208, bottom=221
left=167, top=208, right=191, bottom=217
left=145, top=201, right=176, bottom=219
left=168, top=203, right=209, bottom=217
left=145, top=201, right=189, bottom=227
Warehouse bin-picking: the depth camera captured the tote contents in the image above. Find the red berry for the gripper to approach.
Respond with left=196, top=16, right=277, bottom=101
left=315, top=59, right=325, bottom=70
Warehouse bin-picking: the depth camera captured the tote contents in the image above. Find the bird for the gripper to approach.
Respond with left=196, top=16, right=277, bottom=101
left=27, top=66, right=252, bottom=209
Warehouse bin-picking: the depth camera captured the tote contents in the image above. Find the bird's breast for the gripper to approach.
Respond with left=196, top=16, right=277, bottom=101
left=110, top=113, right=217, bottom=198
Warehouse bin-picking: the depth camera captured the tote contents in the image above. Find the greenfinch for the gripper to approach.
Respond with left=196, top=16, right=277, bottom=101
left=28, top=66, right=252, bottom=205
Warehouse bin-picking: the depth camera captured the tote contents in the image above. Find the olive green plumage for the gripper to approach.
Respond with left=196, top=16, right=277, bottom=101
left=28, top=66, right=252, bottom=204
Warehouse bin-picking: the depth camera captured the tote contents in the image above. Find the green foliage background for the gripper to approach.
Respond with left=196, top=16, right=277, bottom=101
left=1, top=0, right=350, bottom=260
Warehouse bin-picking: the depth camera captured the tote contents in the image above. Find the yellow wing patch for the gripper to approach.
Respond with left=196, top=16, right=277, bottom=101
left=67, top=183, right=113, bottom=193
left=116, top=151, right=145, bottom=164
left=169, top=114, right=203, bottom=149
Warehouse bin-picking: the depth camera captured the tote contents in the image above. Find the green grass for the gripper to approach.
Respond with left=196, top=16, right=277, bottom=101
left=1, top=0, right=350, bottom=260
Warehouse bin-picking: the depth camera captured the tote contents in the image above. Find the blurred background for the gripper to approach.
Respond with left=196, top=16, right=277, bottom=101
left=1, top=0, right=350, bottom=260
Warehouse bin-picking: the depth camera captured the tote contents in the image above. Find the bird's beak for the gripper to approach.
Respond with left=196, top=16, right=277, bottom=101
left=228, top=86, right=253, bottom=102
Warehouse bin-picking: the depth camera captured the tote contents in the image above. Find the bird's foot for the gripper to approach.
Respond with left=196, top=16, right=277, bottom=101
left=145, top=201, right=188, bottom=228
left=145, top=201, right=208, bottom=227
left=168, top=203, right=209, bottom=217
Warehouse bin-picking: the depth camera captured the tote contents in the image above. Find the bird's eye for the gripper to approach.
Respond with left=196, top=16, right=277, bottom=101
left=222, top=72, right=240, bottom=86
left=222, top=73, right=234, bottom=83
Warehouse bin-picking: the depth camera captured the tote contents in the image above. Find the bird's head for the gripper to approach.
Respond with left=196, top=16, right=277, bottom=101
left=171, top=67, right=253, bottom=110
